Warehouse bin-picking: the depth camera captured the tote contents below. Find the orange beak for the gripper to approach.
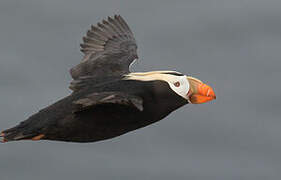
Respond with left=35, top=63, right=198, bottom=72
left=187, top=77, right=216, bottom=104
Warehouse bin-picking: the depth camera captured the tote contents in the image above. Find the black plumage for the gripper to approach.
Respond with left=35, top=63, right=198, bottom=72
left=1, top=15, right=191, bottom=143
left=2, top=78, right=187, bottom=142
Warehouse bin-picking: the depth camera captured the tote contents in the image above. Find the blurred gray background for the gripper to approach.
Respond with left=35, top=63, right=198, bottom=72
left=0, top=0, right=281, bottom=179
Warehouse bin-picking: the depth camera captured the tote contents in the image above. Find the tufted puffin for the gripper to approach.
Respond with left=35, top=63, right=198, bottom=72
left=1, top=15, right=216, bottom=143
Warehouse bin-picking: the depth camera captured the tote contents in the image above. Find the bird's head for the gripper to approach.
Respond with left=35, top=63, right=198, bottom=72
left=125, top=71, right=216, bottom=104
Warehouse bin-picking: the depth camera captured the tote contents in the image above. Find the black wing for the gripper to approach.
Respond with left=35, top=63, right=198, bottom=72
left=73, top=92, right=143, bottom=113
left=70, top=15, right=138, bottom=91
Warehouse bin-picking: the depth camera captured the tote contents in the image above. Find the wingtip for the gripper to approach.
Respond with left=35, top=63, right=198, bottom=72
left=107, top=16, right=114, bottom=22
left=114, top=14, right=122, bottom=19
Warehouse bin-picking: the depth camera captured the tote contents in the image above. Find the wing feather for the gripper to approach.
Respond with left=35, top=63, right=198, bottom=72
left=73, top=92, right=143, bottom=112
left=70, top=15, right=138, bottom=91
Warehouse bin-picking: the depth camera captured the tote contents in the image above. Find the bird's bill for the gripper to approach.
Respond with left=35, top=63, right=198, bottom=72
left=187, top=76, right=216, bottom=104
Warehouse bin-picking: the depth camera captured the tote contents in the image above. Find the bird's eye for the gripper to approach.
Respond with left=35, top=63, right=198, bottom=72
left=174, top=81, right=180, bottom=87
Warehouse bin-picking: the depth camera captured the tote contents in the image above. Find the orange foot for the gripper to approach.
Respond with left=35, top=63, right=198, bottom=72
left=31, top=134, right=45, bottom=141
left=0, top=132, right=7, bottom=143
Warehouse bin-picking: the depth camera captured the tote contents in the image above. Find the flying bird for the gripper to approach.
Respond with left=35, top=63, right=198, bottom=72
left=1, top=15, right=216, bottom=143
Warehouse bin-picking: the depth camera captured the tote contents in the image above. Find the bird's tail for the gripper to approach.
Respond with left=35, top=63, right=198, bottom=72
left=1, top=124, right=44, bottom=143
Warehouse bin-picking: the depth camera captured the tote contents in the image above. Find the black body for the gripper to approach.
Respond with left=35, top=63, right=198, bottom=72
left=1, top=15, right=189, bottom=143
left=4, top=78, right=187, bottom=142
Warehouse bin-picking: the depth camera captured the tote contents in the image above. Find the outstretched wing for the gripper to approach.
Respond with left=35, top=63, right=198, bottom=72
left=73, top=92, right=143, bottom=113
left=70, top=15, right=138, bottom=91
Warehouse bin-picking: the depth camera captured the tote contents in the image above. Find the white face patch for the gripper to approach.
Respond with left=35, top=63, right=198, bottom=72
left=124, top=71, right=190, bottom=100
left=166, top=75, right=190, bottom=99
